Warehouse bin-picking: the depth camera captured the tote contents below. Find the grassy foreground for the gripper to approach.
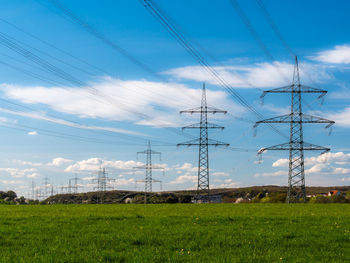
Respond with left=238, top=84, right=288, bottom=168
left=1, top=204, right=350, bottom=262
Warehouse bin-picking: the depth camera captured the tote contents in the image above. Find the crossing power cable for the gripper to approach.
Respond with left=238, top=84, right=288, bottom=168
left=139, top=0, right=287, bottom=139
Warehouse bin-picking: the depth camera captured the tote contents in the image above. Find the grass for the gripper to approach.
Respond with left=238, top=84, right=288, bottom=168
left=1, top=204, right=350, bottom=262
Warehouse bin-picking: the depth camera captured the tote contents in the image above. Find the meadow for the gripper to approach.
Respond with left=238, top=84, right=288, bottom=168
left=1, top=204, right=350, bottom=262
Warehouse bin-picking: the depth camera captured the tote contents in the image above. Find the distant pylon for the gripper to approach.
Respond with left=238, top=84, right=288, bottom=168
left=134, top=141, right=164, bottom=204
left=43, top=176, right=49, bottom=199
left=31, top=180, right=35, bottom=200
left=178, top=83, right=229, bottom=202
left=70, top=173, right=82, bottom=194
left=255, top=56, right=334, bottom=203
left=93, top=167, right=115, bottom=204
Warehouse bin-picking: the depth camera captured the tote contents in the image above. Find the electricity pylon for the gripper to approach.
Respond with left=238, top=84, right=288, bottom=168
left=254, top=56, right=334, bottom=203
left=93, top=167, right=115, bottom=203
left=70, top=173, right=82, bottom=194
left=178, top=83, right=229, bottom=202
left=133, top=141, right=164, bottom=204
left=43, top=176, right=50, bottom=199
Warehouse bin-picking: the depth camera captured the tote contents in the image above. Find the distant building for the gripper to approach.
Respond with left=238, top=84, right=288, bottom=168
left=328, top=190, right=341, bottom=196
left=192, top=195, right=222, bottom=203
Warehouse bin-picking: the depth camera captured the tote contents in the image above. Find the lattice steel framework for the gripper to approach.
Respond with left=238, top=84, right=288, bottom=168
left=134, top=141, right=163, bottom=204
left=255, top=57, right=334, bottom=203
left=93, top=167, right=115, bottom=203
left=178, top=84, right=229, bottom=202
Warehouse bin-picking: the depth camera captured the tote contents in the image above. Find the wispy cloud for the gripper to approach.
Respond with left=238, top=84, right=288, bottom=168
left=1, top=77, right=242, bottom=128
left=64, top=158, right=144, bottom=173
left=164, top=61, right=331, bottom=88
left=0, top=107, right=146, bottom=137
left=47, top=157, right=73, bottom=167
left=310, top=45, right=350, bottom=64
left=27, top=131, right=38, bottom=136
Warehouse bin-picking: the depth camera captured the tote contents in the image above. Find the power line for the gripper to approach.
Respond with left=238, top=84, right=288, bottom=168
left=0, top=17, right=114, bottom=76
left=254, top=0, right=295, bottom=57
left=40, top=0, right=167, bottom=82
left=139, top=0, right=287, bottom=140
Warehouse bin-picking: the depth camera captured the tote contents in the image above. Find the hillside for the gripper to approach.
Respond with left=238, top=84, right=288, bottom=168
left=44, top=185, right=350, bottom=204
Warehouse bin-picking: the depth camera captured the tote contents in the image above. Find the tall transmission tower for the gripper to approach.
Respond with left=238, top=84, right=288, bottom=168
left=255, top=57, right=334, bottom=203
left=134, top=141, right=164, bottom=204
left=178, top=84, right=229, bottom=202
left=93, top=167, right=114, bottom=204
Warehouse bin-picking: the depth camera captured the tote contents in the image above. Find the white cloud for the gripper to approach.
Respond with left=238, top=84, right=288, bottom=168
left=169, top=174, right=197, bottom=184
left=0, top=167, right=40, bottom=178
left=212, top=172, right=229, bottom=177
left=175, top=162, right=197, bottom=173
left=327, top=107, right=350, bottom=127
left=13, top=160, right=43, bottom=167
left=213, top=178, right=239, bottom=188
left=47, top=157, right=73, bottom=167
left=64, top=158, right=144, bottom=173
left=273, top=152, right=350, bottom=168
left=310, top=45, right=350, bottom=64
left=165, top=61, right=330, bottom=88
left=255, top=170, right=286, bottom=177
left=82, top=176, right=96, bottom=181
left=0, top=180, right=25, bottom=185
left=0, top=107, right=145, bottom=137
left=270, top=152, right=350, bottom=177
left=1, top=77, right=241, bottom=128
left=272, top=159, right=289, bottom=167
left=27, top=131, right=37, bottom=136
left=115, top=178, right=135, bottom=186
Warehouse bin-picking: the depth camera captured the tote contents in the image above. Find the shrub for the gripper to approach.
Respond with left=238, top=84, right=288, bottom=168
left=330, top=194, right=347, bottom=203
left=309, top=195, right=330, bottom=203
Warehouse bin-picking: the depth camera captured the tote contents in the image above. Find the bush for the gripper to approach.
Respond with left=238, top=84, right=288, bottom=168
left=330, top=194, right=347, bottom=203
left=309, top=195, right=330, bottom=203
left=258, top=193, right=286, bottom=203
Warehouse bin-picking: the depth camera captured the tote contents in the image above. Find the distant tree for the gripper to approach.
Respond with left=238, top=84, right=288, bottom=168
left=5, top=191, right=17, bottom=201
left=166, top=194, right=178, bottom=203
left=179, top=195, right=192, bottom=203
left=346, top=190, right=350, bottom=200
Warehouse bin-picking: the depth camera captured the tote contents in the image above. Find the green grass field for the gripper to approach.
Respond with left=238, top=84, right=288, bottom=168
left=1, top=204, right=350, bottom=262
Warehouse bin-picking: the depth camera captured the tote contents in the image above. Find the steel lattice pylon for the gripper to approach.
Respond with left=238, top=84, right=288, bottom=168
left=134, top=141, right=163, bottom=204
left=93, top=167, right=114, bottom=204
left=178, top=84, right=229, bottom=202
left=255, top=57, right=334, bottom=203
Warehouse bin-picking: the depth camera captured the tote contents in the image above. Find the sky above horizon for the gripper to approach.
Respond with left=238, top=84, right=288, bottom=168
left=0, top=0, right=350, bottom=198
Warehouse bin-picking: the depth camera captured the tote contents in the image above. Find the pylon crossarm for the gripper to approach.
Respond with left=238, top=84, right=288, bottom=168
left=255, top=113, right=335, bottom=127
left=299, top=85, right=327, bottom=94
left=255, top=114, right=291, bottom=127
left=178, top=138, right=229, bottom=147
left=258, top=142, right=330, bottom=153
left=152, top=179, right=162, bottom=183
left=133, top=165, right=146, bottom=169
left=206, top=106, right=227, bottom=114
left=261, top=85, right=327, bottom=97
left=261, top=85, right=292, bottom=98
left=297, top=114, right=335, bottom=127
left=136, top=180, right=146, bottom=183
left=182, top=122, right=225, bottom=129
left=149, top=166, right=164, bottom=170
left=137, top=150, right=161, bottom=155
left=180, top=107, right=202, bottom=114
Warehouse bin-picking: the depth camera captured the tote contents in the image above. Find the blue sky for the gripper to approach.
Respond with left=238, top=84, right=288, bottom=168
left=0, top=0, right=349, bottom=198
